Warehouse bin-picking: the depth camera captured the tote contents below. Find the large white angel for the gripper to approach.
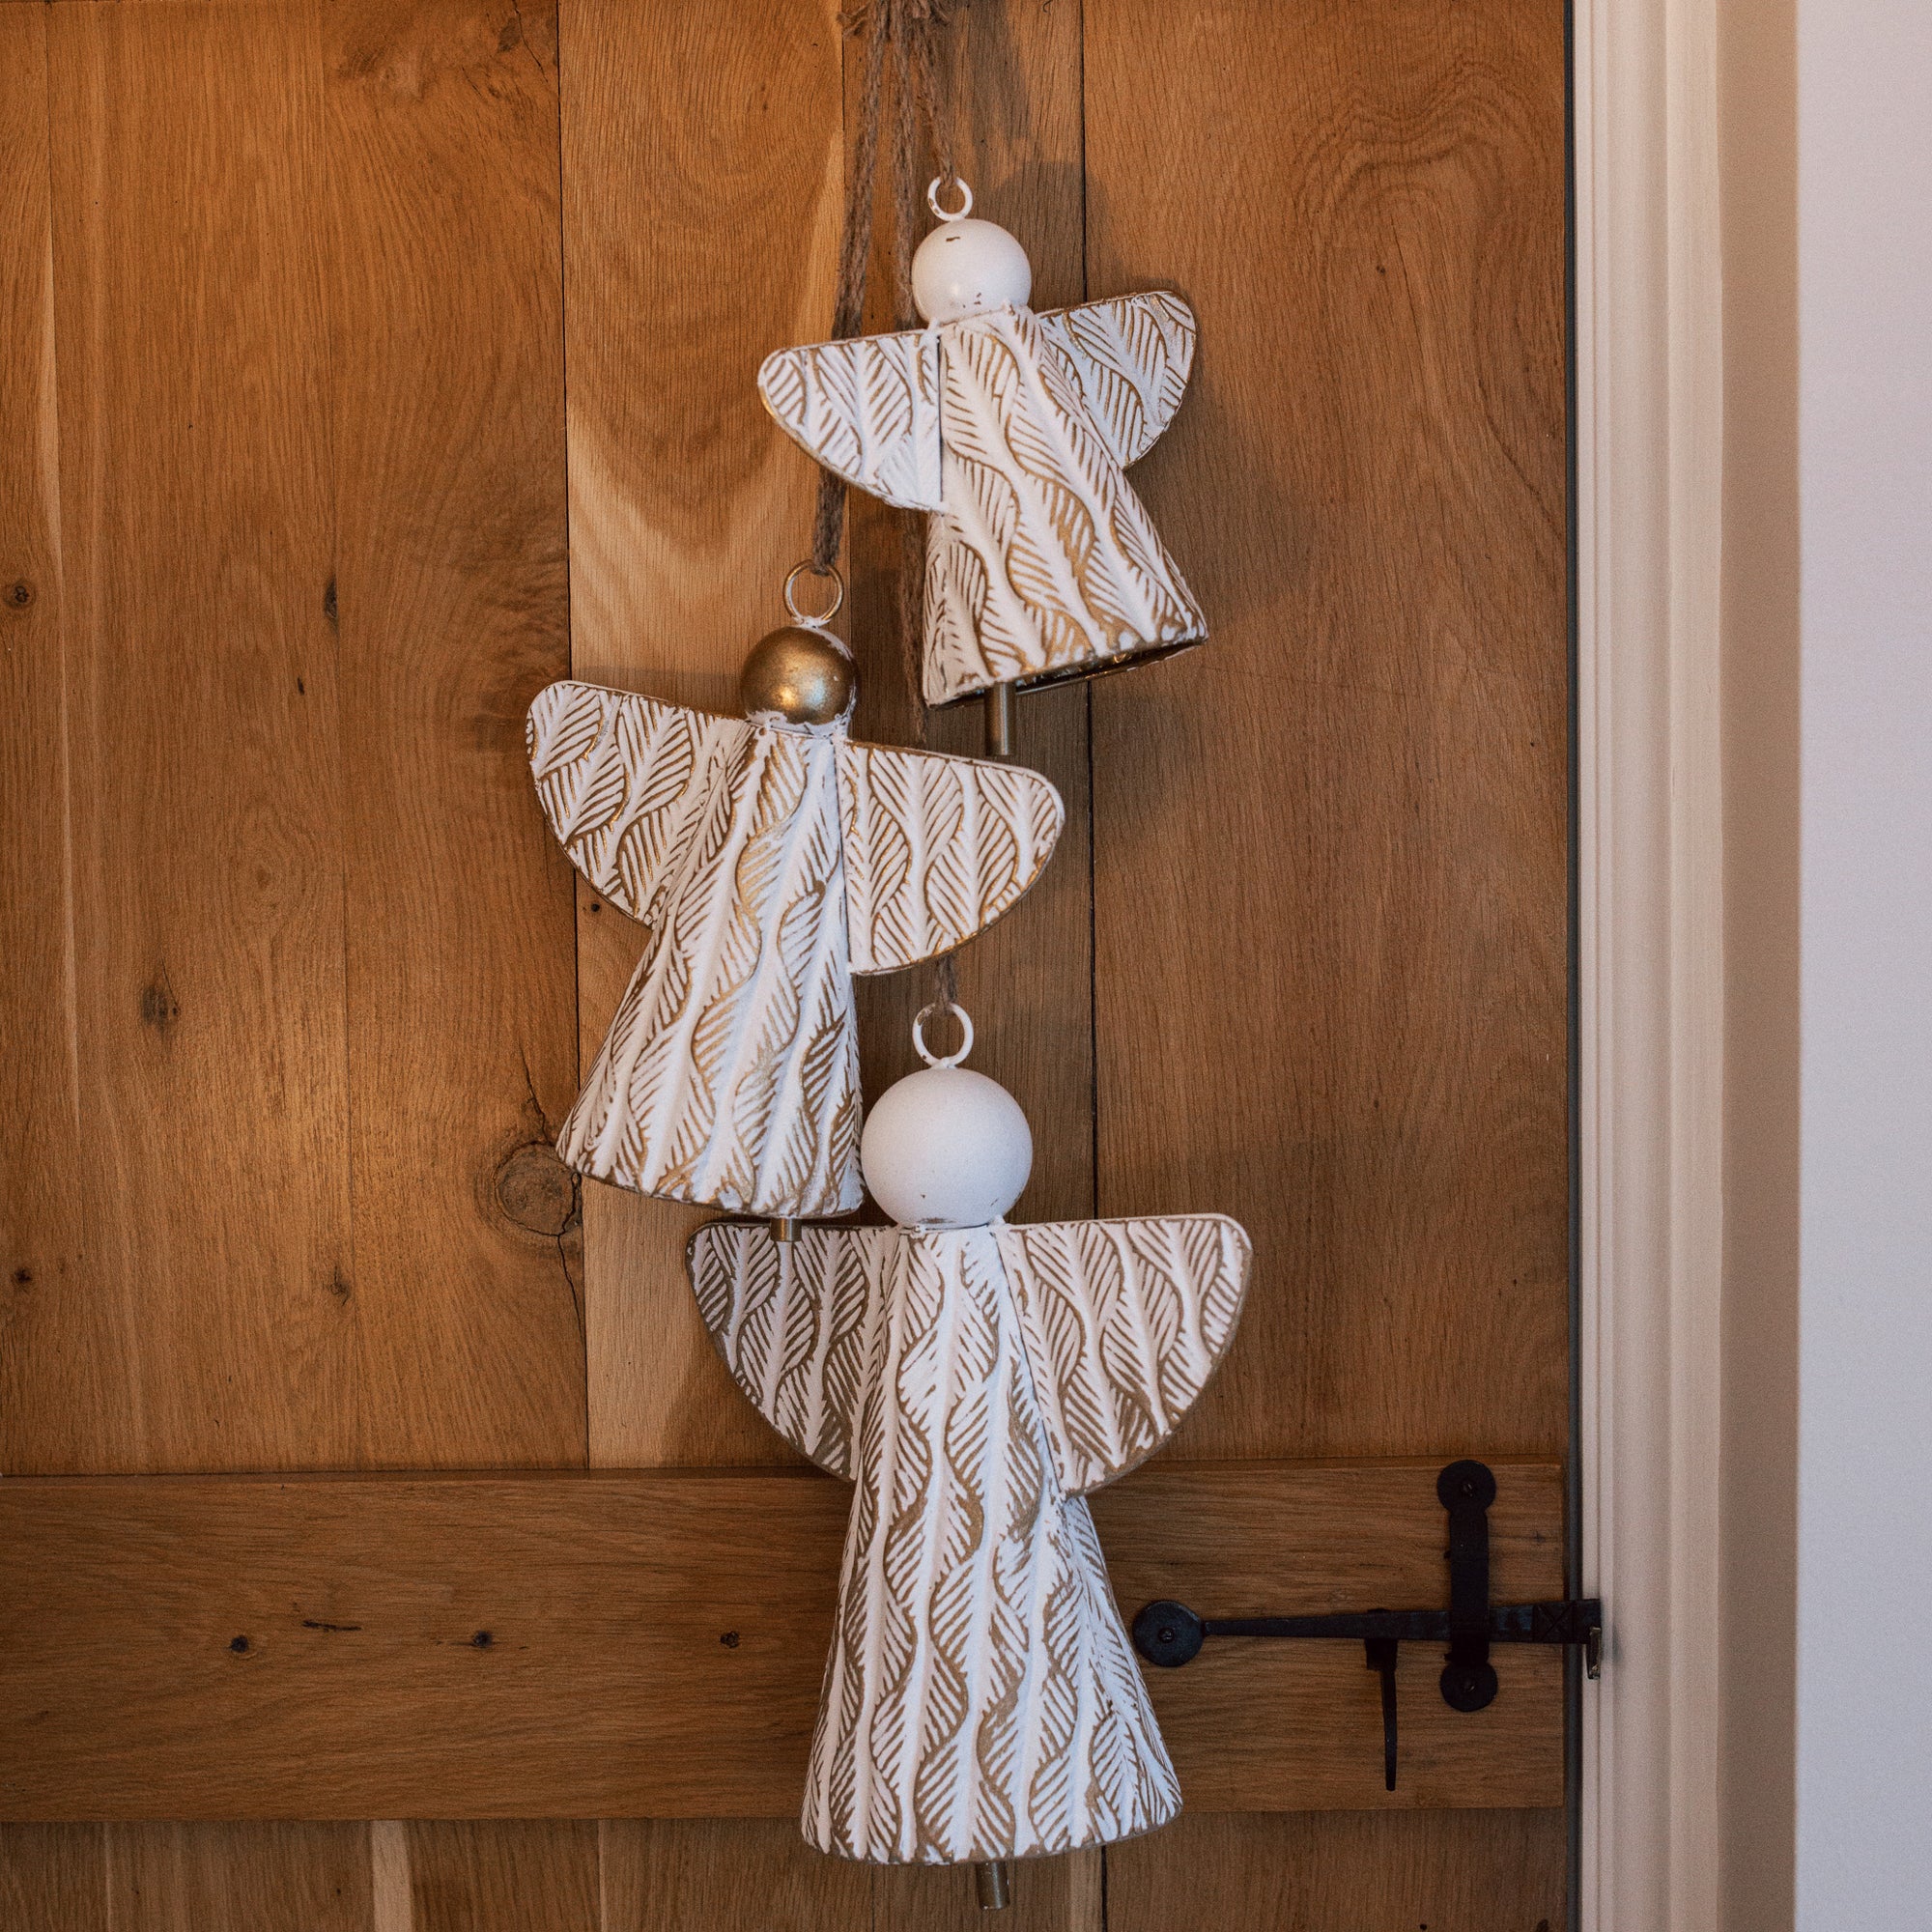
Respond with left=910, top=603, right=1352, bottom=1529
left=758, top=179, right=1207, bottom=708
left=526, top=597, right=1064, bottom=1221
left=687, top=1017, right=1250, bottom=1866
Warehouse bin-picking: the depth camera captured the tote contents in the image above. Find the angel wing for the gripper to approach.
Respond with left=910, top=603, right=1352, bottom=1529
left=1036, top=292, right=1197, bottom=469
left=834, top=741, right=1065, bottom=975
left=994, top=1213, right=1249, bottom=1494
left=526, top=681, right=750, bottom=923
left=686, top=1218, right=896, bottom=1479
left=758, top=329, right=945, bottom=511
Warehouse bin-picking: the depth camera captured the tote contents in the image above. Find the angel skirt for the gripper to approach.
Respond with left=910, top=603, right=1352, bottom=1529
left=803, top=1227, right=1180, bottom=1863
left=922, top=303, right=1208, bottom=706
left=556, top=725, right=865, bottom=1219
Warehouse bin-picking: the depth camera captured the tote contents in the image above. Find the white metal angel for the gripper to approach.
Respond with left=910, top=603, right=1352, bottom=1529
left=687, top=1009, right=1250, bottom=1866
left=758, top=179, right=1207, bottom=708
left=526, top=577, right=1065, bottom=1221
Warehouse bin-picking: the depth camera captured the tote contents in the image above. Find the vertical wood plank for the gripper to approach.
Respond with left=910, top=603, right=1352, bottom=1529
left=13, top=0, right=357, bottom=1473
left=1081, top=0, right=1570, bottom=1918
left=1085, top=0, right=1570, bottom=1463
left=558, top=0, right=845, bottom=1468
left=370, top=1822, right=412, bottom=1932
left=103, top=1824, right=373, bottom=1932
left=597, top=1822, right=868, bottom=1932
left=1106, top=1810, right=1565, bottom=1932
left=401, top=1822, right=597, bottom=1932
left=0, top=1827, right=109, bottom=1932
left=322, top=0, right=584, bottom=1466
left=0, top=1, right=86, bottom=1473
left=847, top=0, right=1095, bottom=1231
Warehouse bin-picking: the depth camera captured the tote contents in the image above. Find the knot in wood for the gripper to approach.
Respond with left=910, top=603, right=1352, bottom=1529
left=494, top=1142, right=577, bottom=1237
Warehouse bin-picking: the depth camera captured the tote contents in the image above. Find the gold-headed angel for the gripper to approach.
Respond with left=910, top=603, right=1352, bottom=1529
left=526, top=578, right=1064, bottom=1220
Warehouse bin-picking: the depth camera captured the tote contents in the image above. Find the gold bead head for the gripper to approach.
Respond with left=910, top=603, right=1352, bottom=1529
left=737, top=626, right=854, bottom=724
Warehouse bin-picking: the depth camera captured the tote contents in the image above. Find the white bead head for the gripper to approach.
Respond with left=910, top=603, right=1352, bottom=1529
left=860, top=1004, right=1034, bottom=1228
left=911, top=177, right=1033, bottom=326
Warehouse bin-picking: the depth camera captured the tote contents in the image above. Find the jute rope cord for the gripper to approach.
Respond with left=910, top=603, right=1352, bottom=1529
left=807, top=2, right=965, bottom=715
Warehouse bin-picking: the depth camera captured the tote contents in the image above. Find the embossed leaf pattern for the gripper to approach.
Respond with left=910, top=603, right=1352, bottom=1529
left=923, top=304, right=1208, bottom=704
left=835, top=741, right=1065, bottom=975
left=995, top=1214, right=1251, bottom=1494
left=526, top=681, right=749, bottom=923
left=758, top=329, right=946, bottom=511
left=556, top=729, right=864, bottom=1218
left=1037, top=292, right=1198, bottom=469
left=688, top=1220, right=893, bottom=1480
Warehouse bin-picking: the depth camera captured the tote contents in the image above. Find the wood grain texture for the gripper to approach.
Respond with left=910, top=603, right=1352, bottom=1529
left=1105, top=1809, right=1566, bottom=1932
left=871, top=1849, right=1103, bottom=1930
left=557, top=0, right=846, bottom=1467
left=4, top=0, right=585, bottom=1474
left=0, top=6, right=85, bottom=1476
left=1084, top=0, right=1571, bottom=1463
left=396, top=1822, right=598, bottom=1932
left=0, top=1827, right=110, bottom=1932
left=103, top=1825, right=372, bottom=1932
left=1078, top=2, right=1570, bottom=1918
left=0, top=1461, right=1560, bottom=1820
left=598, top=1821, right=869, bottom=1932
left=5, top=0, right=357, bottom=1473
left=322, top=0, right=584, bottom=1465
left=1, top=1470, right=846, bottom=1820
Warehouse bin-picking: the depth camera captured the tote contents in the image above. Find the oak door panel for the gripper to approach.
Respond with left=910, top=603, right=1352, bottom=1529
left=1083, top=0, right=1570, bottom=1921
left=322, top=0, right=584, bottom=1469
left=1, top=0, right=586, bottom=1474
left=1108, top=1810, right=1566, bottom=1932
left=0, top=0, right=1569, bottom=1925
left=1087, top=0, right=1569, bottom=1464
left=556, top=0, right=844, bottom=1471
left=7, top=0, right=355, bottom=1475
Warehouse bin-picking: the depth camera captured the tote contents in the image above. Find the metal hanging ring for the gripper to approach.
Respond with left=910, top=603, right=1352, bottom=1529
left=913, top=1000, right=974, bottom=1069
left=925, top=174, right=974, bottom=222
left=782, top=560, right=845, bottom=629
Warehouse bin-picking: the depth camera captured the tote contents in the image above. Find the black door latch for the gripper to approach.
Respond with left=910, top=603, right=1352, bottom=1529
left=1130, top=1460, right=1603, bottom=1792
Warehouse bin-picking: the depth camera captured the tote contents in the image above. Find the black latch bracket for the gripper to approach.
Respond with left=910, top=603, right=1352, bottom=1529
left=1130, top=1459, right=1602, bottom=1792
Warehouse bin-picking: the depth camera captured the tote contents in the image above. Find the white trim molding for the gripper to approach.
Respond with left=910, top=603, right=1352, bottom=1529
left=1573, top=0, right=1726, bottom=1924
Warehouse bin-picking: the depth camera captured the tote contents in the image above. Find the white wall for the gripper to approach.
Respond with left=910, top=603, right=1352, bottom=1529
left=1797, top=0, right=1932, bottom=1918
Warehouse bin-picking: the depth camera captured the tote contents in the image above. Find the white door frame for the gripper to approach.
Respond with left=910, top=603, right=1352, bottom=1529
left=1573, top=0, right=1725, bottom=1924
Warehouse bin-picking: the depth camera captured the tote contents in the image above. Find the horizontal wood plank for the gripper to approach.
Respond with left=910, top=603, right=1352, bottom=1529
left=0, top=1461, right=1561, bottom=1821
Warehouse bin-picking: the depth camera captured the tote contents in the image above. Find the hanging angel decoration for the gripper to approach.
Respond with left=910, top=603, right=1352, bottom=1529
left=687, top=1007, right=1251, bottom=1865
left=758, top=179, right=1207, bottom=709
left=526, top=574, right=1065, bottom=1221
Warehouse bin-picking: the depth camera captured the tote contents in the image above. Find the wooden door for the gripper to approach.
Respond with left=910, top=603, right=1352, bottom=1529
left=0, top=2, right=1568, bottom=1928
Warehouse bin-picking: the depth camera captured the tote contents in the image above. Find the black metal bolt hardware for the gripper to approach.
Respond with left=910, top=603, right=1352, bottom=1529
left=1130, top=1459, right=1604, bottom=1792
